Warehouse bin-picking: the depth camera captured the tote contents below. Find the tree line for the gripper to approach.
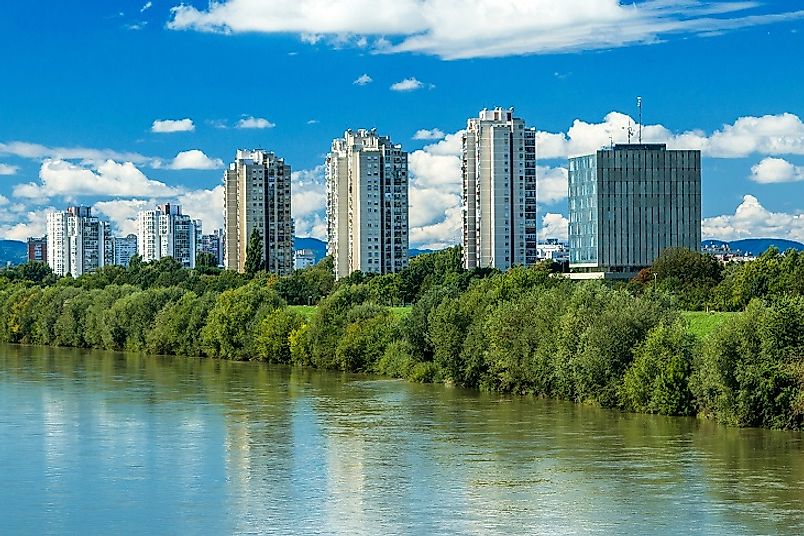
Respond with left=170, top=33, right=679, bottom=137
left=1, top=246, right=802, bottom=430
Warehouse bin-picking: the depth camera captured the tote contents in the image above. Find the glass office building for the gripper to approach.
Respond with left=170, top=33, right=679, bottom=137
left=568, top=144, right=701, bottom=275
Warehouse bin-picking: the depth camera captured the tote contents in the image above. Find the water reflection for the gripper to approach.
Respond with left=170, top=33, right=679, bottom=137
left=0, top=344, right=802, bottom=535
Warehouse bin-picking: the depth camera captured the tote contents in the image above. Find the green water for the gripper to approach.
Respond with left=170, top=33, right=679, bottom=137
left=1, top=344, right=802, bottom=535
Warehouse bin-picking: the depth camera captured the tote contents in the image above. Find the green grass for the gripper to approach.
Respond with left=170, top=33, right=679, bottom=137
left=289, top=305, right=411, bottom=320
left=682, top=311, right=737, bottom=338
left=288, top=305, right=317, bottom=320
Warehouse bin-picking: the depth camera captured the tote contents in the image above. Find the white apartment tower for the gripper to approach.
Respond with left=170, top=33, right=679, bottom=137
left=223, top=150, right=294, bottom=275
left=137, top=203, right=197, bottom=268
left=462, top=108, right=538, bottom=270
left=326, top=129, right=409, bottom=279
left=46, top=206, right=105, bottom=277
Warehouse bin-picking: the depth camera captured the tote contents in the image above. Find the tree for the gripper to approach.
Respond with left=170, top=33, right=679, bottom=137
left=196, top=251, right=219, bottom=271
left=244, top=228, right=265, bottom=275
left=621, top=320, right=697, bottom=415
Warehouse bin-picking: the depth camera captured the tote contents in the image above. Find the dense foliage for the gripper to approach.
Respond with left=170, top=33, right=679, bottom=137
left=1, top=245, right=802, bottom=430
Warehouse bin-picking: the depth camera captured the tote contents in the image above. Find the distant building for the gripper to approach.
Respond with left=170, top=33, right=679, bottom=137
left=568, top=143, right=701, bottom=278
left=200, top=229, right=225, bottom=266
left=111, top=234, right=138, bottom=267
left=462, top=108, right=538, bottom=271
left=294, top=248, right=316, bottom=270
left=46, top=206, right=105, bottom=277
left=224, top=150, right=294, bottom=275
left=536, top=239, right=569, bottom=264
left=27, top=236, right=47, bottom=263
left=326, top=129, right=409, bottom=279
left=137, top=204, right=197, bottom=268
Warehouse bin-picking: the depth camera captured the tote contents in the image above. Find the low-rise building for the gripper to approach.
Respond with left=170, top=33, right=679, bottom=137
left=294, top=248, right=316, bottom=270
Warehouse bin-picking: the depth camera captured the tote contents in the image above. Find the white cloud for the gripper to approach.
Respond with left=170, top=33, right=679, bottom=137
left=0, top=140, right=151, bottom=164
left=533, top=111, right=804, bottom=160
left=141, top=1, right=152, bottom=12
left=0, top=163, right=18, bottom=175
left=13, top=159, right=179, bottom=199
left=539, top=213, right=569, bottom=240
left=408, top=131, right=464, bottom=248
left=154, top=150, right=224, bottom=170
left=94, top=199, right=150, bottom=235
left=179, top=185, right=225, bottom=231
left=291, top=165, right=327, bottom=239
left=536, top=166, right=568, bottom=204
left=307, top=119, right=319, bottom=125
left=413, top=128, right=445, bottom=140
left=151, top=118, right=195, bottom=133
left=702, top=195, right=804, bottom=242
left=750, top=157, right=804, bottom=184
left=390, top=77, right=425, bottom=91
left=236, top=116, right=276, bottom=129
left=0, top=207, right=52, bottom=241
left=167, top=0, right=804, bottom=60
left=353, top=73, right=373, bottom=85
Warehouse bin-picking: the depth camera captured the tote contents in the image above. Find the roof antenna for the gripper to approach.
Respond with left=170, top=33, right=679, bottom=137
left=637, top=96, right=643, bottom=143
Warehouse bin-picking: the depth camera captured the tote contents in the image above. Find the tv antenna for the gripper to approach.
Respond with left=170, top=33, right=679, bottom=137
left=637, top=96, right=643, bottom=143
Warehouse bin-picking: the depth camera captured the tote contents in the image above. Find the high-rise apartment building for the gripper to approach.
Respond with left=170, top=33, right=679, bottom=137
left=27, top=236, right=47, bottom=263
left=568, top=143, right=701, bottom=277
left=137, top=204, right=197, bottom=268
left=110, top=234, right=138, bottom=267
left=326, top=129, right=409, bottom=279
left=462, top=108, right=538, bottom=271
left=46, top=206, right=105, bottom=277
left=224, top=150, right=294, bottom=275
left=200, top=229, right=225, bottom=266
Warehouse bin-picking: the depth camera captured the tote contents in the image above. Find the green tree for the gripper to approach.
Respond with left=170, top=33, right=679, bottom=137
left=254, top=308, right=304, bottom=363
left=244, top=228, right=265, bottom=275
left=621, top=320, right=697, bottom=415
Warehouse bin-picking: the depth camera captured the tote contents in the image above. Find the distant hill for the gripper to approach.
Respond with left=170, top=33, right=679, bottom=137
left=293, top=237, right=436, bottom=264
left=0, top=240, right=27, bottom=266
left=703, top=238, right=804, bottom=256
left=294, top=237, right=328, bottom=263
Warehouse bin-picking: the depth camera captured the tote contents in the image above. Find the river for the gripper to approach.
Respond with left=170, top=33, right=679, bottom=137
left=1, top=344, right=802, bottom=535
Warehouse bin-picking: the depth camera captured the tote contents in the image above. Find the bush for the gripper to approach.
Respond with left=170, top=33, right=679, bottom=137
left=621, top=320, right=697, bottom=415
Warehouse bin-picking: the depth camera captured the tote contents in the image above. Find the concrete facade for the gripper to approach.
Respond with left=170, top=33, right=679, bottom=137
left=224, top=150, right=294, bottom=275
left=462, top=108, right=538, bottom=270
left=568, top=144, right=702, bottom=274
left=326, top=129, right=409, bottom=279
left=46, top=206, right=105, bottom=277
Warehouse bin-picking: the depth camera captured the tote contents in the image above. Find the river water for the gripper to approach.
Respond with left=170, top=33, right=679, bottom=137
left=1, top=344, right=802, bottom=535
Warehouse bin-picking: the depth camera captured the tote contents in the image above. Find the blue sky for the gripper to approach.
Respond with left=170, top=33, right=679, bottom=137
left=0, top=0, right=802, bottom=248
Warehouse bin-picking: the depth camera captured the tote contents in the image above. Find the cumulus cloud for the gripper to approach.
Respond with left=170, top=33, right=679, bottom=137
left=0, top=163, right=18, bottom=175
left=141, top=1, right=152, bottom=12
left=353, top=74, right=373, bottom=85
left=539, top=213, right=569, bottom=240
left=179, top=185, right=225, bottom=231
left=291, top=165, right=327, bottom=239
left=0, top=140, right=151, bottom=164
left=537, top=166, right=568, bottom=204
left=94, top=199, right=150, bottom=235
left=236, top=116, right=276, bottom=129
left=703, top=195, right=804, bottom=242
left=167, top=0, right=804, bottom=59
left=0, top=205, right=53, bottom=241
left=534, top=111, right=804, bottom=159
left=151, top=118, right=195, bottom=133
left=390, top=77, right=424, bottom=91
left=153, top=150, right=224, bottom=170
left=750, top=157, right=804, bottom=184
left=13, top=159, right=179, bottom=199
left=413, top=128, right=445, bottom=140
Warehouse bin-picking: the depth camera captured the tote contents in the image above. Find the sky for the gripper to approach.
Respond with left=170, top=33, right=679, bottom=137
left=0, top=0, right=802, bottom=249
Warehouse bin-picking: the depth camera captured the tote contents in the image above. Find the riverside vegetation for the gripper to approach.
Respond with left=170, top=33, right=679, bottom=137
left=1, top=245, right=802, bottom=430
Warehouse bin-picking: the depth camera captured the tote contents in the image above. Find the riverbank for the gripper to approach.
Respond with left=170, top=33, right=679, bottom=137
left=1, top=247, right=802, bottom=430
